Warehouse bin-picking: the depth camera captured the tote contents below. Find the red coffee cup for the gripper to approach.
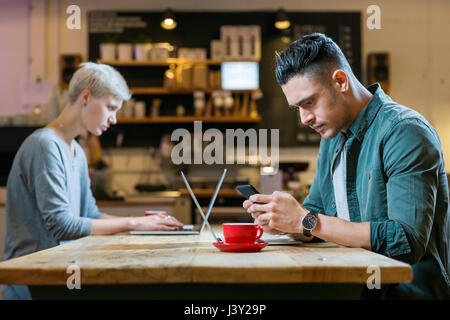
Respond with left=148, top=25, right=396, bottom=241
left=144, top=211, right=168, bottom=216
left=222, top=223, right=264, bottom=244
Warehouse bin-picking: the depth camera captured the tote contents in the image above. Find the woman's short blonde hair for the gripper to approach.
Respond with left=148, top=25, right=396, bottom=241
left=68, top=62, right=132, bottom=104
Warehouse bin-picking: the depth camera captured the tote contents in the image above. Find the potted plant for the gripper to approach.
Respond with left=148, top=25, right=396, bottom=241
left=117, top=37, right=133, bottom=61
left=99, top=34, right=118, bottom=61
left=133, top=34, right=152, bottom=61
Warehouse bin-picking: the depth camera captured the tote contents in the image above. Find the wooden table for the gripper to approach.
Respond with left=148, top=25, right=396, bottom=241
left=0, top=227, right=412, bottom=300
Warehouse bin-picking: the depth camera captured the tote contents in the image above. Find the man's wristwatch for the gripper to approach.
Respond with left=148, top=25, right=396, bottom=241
left=301, top=210, right=318, bottom=237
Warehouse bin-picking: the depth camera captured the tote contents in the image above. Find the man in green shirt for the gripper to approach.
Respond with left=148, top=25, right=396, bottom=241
left=244, top=33, right=449, bottom=299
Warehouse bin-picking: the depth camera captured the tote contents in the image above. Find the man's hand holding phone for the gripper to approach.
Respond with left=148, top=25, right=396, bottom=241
left=240, top=188, right=311, bottom=239
left=237, top=184, right=278, bottom=234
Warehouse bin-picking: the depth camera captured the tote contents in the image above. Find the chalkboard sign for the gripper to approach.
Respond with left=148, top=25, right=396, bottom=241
left=88, top=11, right=361, bottom=147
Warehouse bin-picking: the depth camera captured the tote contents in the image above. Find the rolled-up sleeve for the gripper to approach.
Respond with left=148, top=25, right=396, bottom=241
left=34, top=141, right=92, bottom=241
left=370, top=118, right=441, bottom=264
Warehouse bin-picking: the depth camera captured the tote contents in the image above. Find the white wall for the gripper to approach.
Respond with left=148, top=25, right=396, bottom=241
left=0, top=0, right=29, bottom=116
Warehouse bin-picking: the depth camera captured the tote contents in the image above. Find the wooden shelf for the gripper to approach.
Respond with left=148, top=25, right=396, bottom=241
left=130, top=87, right=261, bottom=95
left=117, top=116, right=261, bottom=123
left=98, top=58, right=260, bottom=66
left=100, top=59, right=262, bottom=125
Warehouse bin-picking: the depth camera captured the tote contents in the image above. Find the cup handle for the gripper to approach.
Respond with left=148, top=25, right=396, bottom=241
left=255, top=225, right=264, bottom=240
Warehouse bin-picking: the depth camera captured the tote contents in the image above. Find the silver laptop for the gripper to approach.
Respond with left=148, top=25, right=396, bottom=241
left=129, top=169, right=226, bottom=239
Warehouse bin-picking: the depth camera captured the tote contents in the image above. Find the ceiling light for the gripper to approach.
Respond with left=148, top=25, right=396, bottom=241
left=161, top=8, right=177, bottom=30
left=274, top=8, right=291, bottom=30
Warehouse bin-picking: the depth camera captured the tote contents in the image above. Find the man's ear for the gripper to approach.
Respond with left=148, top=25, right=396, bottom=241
left=331, top=69, right=349, bottom=92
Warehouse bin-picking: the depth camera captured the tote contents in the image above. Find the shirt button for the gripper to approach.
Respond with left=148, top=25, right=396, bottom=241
left=332, top=203, right=336, bottom=208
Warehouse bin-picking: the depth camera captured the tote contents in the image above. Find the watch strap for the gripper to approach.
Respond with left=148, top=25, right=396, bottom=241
left=303, top=228, right=312, bottom=237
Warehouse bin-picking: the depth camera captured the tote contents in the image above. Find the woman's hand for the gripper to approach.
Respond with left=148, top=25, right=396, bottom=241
left=92, top=214, right=184, bottom=235
left=131, top=215, right=184, bottom=231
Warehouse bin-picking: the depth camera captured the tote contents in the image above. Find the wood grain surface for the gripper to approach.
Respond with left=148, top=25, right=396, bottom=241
left=0, top=227, right=412, bottom=286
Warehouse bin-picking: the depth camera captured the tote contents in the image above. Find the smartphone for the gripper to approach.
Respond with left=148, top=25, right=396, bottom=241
left=236, top=184, right=260, bottom=200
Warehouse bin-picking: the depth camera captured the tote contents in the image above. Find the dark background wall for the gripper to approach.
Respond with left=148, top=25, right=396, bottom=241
left=88, top=10, right=361, bottom=148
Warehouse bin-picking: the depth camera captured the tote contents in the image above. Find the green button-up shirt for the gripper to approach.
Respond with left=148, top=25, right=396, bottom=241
left=303, top=83, right=449, bottom=299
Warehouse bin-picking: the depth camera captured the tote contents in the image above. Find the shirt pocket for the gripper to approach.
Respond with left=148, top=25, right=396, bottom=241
left=357, top=166, right=388, bottom=221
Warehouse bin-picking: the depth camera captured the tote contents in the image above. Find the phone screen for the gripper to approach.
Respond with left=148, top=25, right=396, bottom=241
left=236, top=184, right=260, bottom=200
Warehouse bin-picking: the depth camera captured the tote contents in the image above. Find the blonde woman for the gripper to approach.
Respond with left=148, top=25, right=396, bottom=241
left=3, top=62, right=183, bottom=299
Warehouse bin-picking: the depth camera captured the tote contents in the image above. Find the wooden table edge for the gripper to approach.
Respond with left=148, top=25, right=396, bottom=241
left=0, top=265, right=412, bottom=286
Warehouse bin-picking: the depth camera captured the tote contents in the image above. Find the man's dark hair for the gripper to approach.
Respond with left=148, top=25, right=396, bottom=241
left=275, top=33, right=352, bottom=85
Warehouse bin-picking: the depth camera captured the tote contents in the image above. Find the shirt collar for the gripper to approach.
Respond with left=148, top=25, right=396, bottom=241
left=347, top=83, right=386, bottom=142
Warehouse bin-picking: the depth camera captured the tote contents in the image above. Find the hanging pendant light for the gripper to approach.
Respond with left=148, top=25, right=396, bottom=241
left=161, top=8, right=177, bottom=30
left=274, top=8, right=291, bottom=30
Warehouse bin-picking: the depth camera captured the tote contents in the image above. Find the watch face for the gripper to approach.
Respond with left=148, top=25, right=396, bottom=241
left=302, top=214, right=317, bottom=230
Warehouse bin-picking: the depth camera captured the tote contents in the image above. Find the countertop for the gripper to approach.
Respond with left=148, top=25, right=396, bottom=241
left=96, top=189, right=242, bottom=206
